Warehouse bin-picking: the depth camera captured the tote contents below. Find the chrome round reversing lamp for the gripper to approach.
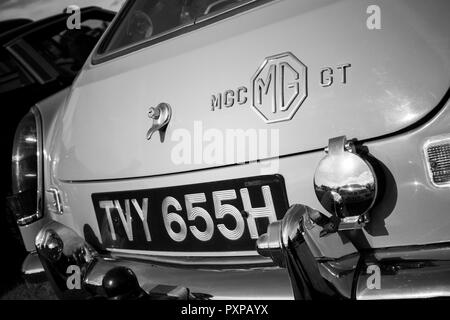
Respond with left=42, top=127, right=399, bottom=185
left=314, top=136, right=377, bottom=222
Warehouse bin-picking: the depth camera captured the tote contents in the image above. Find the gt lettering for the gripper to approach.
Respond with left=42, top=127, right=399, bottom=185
left=320, top=64, right=351, bottom=87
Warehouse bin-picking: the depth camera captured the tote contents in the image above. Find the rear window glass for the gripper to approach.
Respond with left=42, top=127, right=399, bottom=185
left=101, top=0, right=257, bottom=55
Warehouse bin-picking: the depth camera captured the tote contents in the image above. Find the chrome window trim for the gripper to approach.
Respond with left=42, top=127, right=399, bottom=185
left=195, top=0, right=259, bottom=23
left=95, top=19, right=196, bottom=63
left=205, top=0, right=233, bottom=15
left=92, top=0, right=274, bottom=65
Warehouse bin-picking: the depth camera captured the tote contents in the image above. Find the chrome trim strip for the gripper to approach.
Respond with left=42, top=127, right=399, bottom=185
left=356, top=244, right=450, bottom=300
left=46, top=187, right=64, bottom=215
left=110, top=252, right=273, bottom=267
left=34, top=106, right=44, bottom=223
left=17, top=213, right=42, bottom=226
left=108, top=248, right=260, bottom=257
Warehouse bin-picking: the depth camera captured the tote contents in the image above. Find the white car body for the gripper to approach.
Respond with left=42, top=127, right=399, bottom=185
left=15, top=0, right=450, bottom=299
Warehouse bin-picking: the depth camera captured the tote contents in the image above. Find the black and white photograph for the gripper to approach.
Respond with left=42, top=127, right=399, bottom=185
left=0, top=0, right=449, bottom=311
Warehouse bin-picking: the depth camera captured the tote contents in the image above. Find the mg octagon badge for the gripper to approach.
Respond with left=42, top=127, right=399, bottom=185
left=210, top=52, right=308, bottom=124
left=251, top=52, right=307, bottom=123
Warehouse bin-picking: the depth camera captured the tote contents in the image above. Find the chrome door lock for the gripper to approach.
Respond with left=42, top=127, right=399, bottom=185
left=146, top=103, right=172, bottom=141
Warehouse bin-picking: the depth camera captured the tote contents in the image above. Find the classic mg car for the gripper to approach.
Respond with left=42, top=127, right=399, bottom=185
left=8, top=0, right=450, bottom=299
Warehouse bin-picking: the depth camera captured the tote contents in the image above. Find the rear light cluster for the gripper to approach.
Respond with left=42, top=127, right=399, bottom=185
left=8, top=107, right=43, bottom=226
left=424, top=136, right=450, bottom=187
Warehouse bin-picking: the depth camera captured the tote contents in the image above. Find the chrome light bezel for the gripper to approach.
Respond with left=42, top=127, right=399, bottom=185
left=423, top=134, right=450, bottom=188
left=11, top=106, right=44, bottom=226
left=314, top=136, right=378, bottom=219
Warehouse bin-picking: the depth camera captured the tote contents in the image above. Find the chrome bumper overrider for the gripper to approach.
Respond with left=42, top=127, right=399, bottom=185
left=32, top=205, right=450, bottom=300
left=257, top=204, right=450, bottom=300
left=33, top=221, right=292, bottom=300
left=22, top=252, right=46, bottom=284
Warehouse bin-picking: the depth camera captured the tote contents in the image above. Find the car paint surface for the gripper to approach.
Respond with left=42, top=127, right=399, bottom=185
left=34, top=95, right=450, bottom=252
left=53, top=0, right=450, bottom=181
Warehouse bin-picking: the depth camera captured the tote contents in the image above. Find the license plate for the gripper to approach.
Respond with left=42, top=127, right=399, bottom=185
left=92, top=175, right=288, bottom=256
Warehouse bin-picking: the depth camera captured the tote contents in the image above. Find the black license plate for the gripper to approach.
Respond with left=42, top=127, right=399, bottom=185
left=92, top=175, right=289, bottom=256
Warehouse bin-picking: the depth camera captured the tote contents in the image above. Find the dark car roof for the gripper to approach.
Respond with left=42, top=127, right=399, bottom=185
left=0, top=19, right=33, bottom=35
left=0, top=6, right=114, bottom=45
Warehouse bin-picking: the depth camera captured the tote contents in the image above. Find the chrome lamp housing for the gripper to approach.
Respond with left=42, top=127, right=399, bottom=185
left=313, top=136, right=377, bottom=233
left=8, top=107, right=44, bottom=226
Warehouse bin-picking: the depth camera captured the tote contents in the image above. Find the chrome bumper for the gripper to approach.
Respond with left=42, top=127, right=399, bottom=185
left=22, top=252, right=46, bottom=284
left=257, top=204, right=450, bottom=300
left=33, top=221, right=293, bottom=300
left=31, top=206, right=450, bottom=300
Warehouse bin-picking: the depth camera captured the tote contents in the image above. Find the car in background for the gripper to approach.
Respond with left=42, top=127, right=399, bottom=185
left=0, top=6, right=114, bottom=295
left=0, top=7, right=114, bottom=120
left=8, top=0, right=450, bottom=300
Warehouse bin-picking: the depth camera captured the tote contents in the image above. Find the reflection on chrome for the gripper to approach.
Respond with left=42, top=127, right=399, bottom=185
left=314, top=136, right=377, bottom=220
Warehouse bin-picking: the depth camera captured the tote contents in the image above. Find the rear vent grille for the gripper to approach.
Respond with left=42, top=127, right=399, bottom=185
left=425, top=138, right=450, bottom=187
